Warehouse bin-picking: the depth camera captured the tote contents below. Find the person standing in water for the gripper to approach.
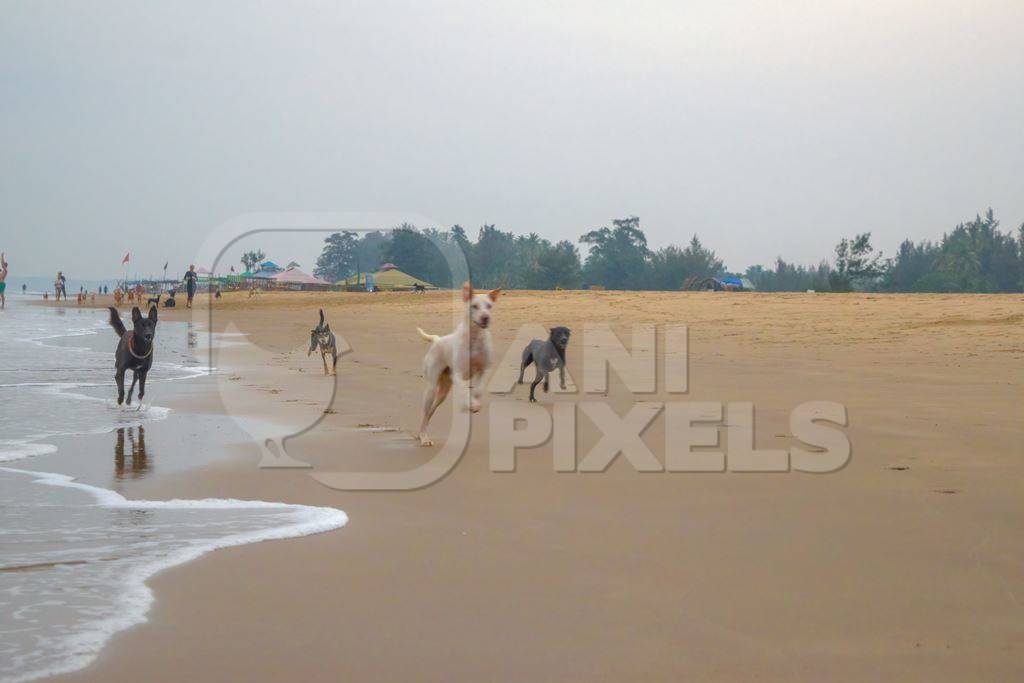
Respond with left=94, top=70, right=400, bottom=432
left=183, top=265, right=198, bottom=308
left=0, top=252, right=8, bottom=309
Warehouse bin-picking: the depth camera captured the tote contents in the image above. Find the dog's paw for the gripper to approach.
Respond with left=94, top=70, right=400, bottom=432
left=469, top=399, right=482, bottom=413
left=419, top=435, right=434, bottom=447
left=529, top=396, right=537, bottom=403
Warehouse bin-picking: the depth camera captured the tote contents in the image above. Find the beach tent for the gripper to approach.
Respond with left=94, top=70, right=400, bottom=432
left=270, top=267, right=333, bottom=291
left=249, top=260, right=279, bottom=280
left=337, top=268, right=436, bottom=291
left=718, top=277, right=756, bottom=291
left=258, top=260, right=283, bottom=274
left=682, top=276, right=756, bottom=291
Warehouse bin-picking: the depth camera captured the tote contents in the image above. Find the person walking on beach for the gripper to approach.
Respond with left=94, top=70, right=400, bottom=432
left=0, top=252, right=8, bottom=309
left=54, top=271, right=66, bottom=301
left=183, top=265, right=198, bottom=308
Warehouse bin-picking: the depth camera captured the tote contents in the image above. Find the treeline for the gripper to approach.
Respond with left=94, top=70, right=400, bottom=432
left=314, top=224, right=585, bottom=290
left=312, top=209, right=1024, bottom=293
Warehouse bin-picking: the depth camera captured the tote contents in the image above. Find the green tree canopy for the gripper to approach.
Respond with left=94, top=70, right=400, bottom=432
left=580, top=216, right=650, bottom=290
left=313, top=232, right=360, bottom=282
left=240, top=249, right=265, bottom=273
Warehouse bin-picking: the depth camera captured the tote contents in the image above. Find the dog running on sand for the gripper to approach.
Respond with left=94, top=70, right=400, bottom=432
left=518, top=326, right=571, bottom=402
left=415, top=281, right=500, bottom=446
left=308, top=308, right=340, bottom=376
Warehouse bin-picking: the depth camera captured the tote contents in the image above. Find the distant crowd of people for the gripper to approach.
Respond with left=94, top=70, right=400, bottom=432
left=0, top=262, right=221, bottom=310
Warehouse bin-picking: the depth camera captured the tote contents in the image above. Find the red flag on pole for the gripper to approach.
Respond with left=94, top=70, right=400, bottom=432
left=121, top=252, right=130, bottom=265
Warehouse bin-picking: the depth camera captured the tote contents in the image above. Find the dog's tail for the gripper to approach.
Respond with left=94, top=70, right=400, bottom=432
left=108, top=307, right=126, bottom=338
left=416, top=327, right=441, bottom=343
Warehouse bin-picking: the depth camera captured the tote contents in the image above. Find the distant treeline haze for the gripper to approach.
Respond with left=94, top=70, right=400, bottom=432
left=311, top=209, right=1024, bottom=293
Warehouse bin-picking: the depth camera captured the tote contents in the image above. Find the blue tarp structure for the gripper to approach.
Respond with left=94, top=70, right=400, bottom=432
left=718, top=277, right=755, bottom=290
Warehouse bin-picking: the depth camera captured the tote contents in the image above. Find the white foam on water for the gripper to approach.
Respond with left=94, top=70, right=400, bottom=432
left=0, top=467, right=348, bottom=683
left=0, top=306, right=350, bottom=682
left=0, top=442, right=58, bottom=463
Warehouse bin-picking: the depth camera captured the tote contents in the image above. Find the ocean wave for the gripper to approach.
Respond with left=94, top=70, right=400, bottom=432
left=0, top=467, right=348, bottom=683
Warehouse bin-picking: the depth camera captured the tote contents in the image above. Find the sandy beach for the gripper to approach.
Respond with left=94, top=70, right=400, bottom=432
left=23, top=290, right=1019, bottom=682
left=6, top=1, right=1023, bottom=678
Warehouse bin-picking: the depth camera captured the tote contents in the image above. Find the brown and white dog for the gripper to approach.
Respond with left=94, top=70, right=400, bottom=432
left=415, top=281, right=500, bottom=447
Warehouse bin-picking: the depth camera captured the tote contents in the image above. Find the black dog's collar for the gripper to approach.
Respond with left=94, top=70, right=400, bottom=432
left=125, top=332, right=153, bottom=360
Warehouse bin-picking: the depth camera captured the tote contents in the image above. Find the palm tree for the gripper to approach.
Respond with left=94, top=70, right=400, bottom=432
left=241, top=249, right=266, bottom=273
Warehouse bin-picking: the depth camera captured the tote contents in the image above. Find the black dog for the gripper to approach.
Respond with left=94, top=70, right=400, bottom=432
left=146, top=294, right=161, bottom=307
left=108, top=306, right=157, bottom=405
left=518, top=326, right=571, bottom=402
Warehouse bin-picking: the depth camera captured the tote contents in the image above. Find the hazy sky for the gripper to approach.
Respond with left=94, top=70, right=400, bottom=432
left=3, top=0, right=1022, bottom=278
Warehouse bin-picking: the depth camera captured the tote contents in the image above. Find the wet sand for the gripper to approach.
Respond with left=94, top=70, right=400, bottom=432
left=43, top=291, right=1024, bottom=682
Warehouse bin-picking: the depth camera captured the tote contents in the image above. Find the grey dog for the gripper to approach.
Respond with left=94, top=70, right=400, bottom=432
left=517, top=326, right=571, bottom=402
left=308, top=308, right=339, bottom=375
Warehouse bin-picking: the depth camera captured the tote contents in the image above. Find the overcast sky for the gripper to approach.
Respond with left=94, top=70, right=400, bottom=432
left=3, top=0, right=1022, bottom=279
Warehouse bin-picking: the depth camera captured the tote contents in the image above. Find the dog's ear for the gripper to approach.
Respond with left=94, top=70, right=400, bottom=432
left=487, top=288, right=501, bottom=302
left=308, top=331, right=318, bottom=356
left=461, top=281, right=473, bottom=302
left=148, top=305, right=158, bottom=323
left=131, top=307, right=142, bottom=324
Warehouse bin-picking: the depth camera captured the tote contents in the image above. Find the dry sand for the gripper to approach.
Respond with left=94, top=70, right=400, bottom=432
left=45, top=291, right=1023, bottom=682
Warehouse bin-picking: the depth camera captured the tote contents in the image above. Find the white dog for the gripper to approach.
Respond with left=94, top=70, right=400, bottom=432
left=415, top=281, right=501, bottom=446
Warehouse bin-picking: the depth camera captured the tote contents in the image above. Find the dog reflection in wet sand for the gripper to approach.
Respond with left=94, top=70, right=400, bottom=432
left=115, top=426, right=149, bottom=479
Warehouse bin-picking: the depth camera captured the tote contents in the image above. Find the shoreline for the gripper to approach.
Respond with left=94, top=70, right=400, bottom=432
left=18, top=290, right=1024, bottom=682
left=0, top=305, right=349, bottom=683
left=2, top=465, right=348, bottom=683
